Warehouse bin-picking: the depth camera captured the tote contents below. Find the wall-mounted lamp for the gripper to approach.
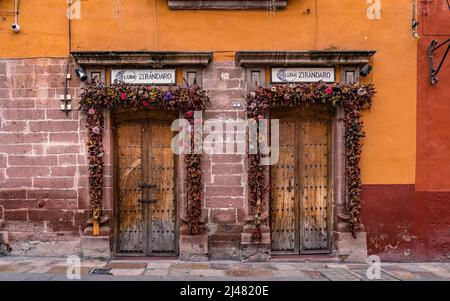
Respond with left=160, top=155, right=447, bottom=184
left=75, top=68, right=88, bottom=81
left=429, top=38, right=450, bottom=85
left=11, top=0, right=20, bottom=33
left=359, top=64, right=373, bottom=77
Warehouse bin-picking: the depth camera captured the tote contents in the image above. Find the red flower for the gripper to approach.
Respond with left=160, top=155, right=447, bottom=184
left=142, top=101, right=149, bottom=107
left=120, top=93, right=127, bottom=101
left=325, top=86, right=333, bottom=95
left=185, top=111, right=193, bottom=118
left=258, top=115, right=265, bottom=120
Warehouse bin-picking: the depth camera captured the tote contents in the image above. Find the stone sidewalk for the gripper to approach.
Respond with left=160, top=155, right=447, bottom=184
left=0, top=256, right=449, bottom=281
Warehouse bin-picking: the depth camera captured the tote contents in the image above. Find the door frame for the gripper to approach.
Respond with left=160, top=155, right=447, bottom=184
left=112, top=109, right=180, bottom=257
left=269, top=106, right=334, bottom=255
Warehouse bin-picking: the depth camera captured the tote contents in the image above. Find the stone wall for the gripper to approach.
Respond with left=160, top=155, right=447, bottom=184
left=201, top=61, right=247, bottom=260
left=0, top=58, right=89, bottom=256
left=0, top=57, right=366, bottom=261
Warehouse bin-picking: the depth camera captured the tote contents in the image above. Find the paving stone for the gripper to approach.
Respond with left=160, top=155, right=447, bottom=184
left=209, top=263, right=231, bottom=270
left=345, top=264, right=370, bottom=269
left=388, top=270, right=446, bottom=281
left=1, top=262, right=35, bottom=273
left=350, top=269, right=400, bottom=281
left=28, top=259, right=56, bottom=267
left=49, top=274, right=81, bottom=281
left=23, top=273, right=56, bottom=281
left=382, top=263, right=428, bottom=273
left=319, top=269, right=360, bottom=281
left=110, top=268, right=145, bottom=276
left=419, top=265, right=450, bottom=278
left=144, top=269, right=169, bottom=276
left=0, top=260, right=11, bottom=266
left=0, top=272, right=33, bottom=281
left=290, top=263, right=327, bottom=271
left=0, top=264, right=15, bottom=272
left=225, top=268, right=273, bottom=278
left=80, top=260, right=108, bottom=268
left=301, top=270, right=328, bottom=280
left=47, top=265, right=71, bottom=274
left=189, top=269, right=226, bottom=277
left=273, top=270, right=309, bottom=277
left=169, top=268, right=192, bottom=276
left=146, top=262, right=174, bottom=269
left=171, top=262, right=209, bottom=270
left=251, top=263, right=277, bottom=270
left=80, top=274, right=116, bottom=281
left=438, top=263, right=450, bottom=272
left=28, top=266, right=53, bottom=273
left=1, top=257, right=450, bottom=281
left=106, top=262, right=147, bottom=269
left=326, top=264, right=349, bottom=269
left=271, top=263, right=298, bottom=271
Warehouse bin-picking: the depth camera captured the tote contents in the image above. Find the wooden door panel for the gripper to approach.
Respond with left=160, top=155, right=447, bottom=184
left=270, top=118, right=297, bottom=252
left=148, top=121, right=176, bottom=253
left=270, top=109, right=332, bottom=254
left=300, top=117, right=331, bottom=252
left=116, top=116, right=177, bottom=256
left=117, top=123, right=144, bottom=253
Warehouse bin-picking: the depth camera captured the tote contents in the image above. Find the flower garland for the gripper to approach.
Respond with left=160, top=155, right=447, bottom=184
left=79, top=83, right=210, bottom=233
left=246, top=82, right=376, bottom=240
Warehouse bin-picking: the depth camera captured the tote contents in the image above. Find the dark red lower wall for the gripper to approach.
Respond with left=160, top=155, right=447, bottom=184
left=361, top=184, right=450, bottom=261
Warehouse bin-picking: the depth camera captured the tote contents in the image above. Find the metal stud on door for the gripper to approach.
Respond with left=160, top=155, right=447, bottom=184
left=117, top=117, right=177, bottom=256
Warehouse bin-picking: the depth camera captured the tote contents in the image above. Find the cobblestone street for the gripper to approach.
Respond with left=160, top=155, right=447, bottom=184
left=0, top=257, right=449, bottom=281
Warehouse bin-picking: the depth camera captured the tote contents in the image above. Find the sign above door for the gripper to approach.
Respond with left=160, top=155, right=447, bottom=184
left=111, top=69, right=176, bottom=85
left=271, top=67, right=335, bottom=83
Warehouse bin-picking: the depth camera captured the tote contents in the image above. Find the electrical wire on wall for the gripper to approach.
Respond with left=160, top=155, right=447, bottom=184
left=10, top=0, right=21, bottom=32
left=153, top=0, right=158, bottom=50
left=14, top=0, right=20, bottom=25
left=412, top=0, right=419, bottom=39
left=63, top=0, right=73, bottom=115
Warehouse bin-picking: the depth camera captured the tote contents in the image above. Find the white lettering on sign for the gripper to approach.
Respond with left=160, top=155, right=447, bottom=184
left=271, top=67, right=335, bottom=83
left=111, top=69, right=176, bottom=85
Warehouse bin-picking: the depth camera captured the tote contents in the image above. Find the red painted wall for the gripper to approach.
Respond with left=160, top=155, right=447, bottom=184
left=416, top=0, right=450, bottom=261
left=362, top=1, right=450, bottom=261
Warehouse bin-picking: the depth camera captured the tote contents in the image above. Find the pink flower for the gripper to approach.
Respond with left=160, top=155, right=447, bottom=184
left=325, top=86, right=333, bottom=94
left=185, top=111, right=193, bottom=118
left=249, top=92, right=256, bottom=98
left=121, top=93, right=127, bottom=101
left=258, top=115, right=265, bottom=120
left=92, top=127, right=100, bottom=134
left=142, top=101, right=149, bottom=107
left=357, top=87, right=367, bottom=96
left=88, top=108, right=96, bottom=115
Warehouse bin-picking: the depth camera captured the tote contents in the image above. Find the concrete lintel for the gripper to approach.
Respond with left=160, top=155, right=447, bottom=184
left=236, top=51, right=376, bottom=67
left=71, top=51, right=213, bottom=68
left=168, top=0, right=287, bottom=10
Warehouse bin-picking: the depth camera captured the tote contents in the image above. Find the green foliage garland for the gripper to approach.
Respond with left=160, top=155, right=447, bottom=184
left=246, top=82, right=376, bottom=240
left=79, top=83, right=210, bottom=233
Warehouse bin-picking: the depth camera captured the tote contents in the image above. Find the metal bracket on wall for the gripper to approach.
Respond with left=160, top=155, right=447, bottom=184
left=428, top=38, right=450, bottom=85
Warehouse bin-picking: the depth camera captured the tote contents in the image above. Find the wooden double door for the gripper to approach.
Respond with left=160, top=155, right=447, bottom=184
left=270, top=108, right=333, bottom=254
left=114, top=112, right=178, bottom=256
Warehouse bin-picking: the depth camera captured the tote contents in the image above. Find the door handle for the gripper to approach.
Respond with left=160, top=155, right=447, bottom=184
left=138, top=199, right=157, bottom=204
left=138, top=183, right=157, bottom=189
left=287, top=179, right=293, bottom=192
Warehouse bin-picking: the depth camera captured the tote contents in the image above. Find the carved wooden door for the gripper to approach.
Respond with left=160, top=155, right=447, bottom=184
left=116, top=116, right=177, bottom=256
left=270, top=109, right=332, bottom=254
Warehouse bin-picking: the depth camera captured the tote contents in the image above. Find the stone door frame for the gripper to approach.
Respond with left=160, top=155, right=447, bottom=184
left=236, top=51, right=375, bottom=262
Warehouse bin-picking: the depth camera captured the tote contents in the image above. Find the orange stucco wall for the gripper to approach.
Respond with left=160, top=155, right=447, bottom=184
left=0, top=0, right=417, bottom=184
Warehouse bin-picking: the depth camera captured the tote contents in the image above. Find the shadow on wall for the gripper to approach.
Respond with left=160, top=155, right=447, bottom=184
left=0, top=205, right=12, bottom=255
